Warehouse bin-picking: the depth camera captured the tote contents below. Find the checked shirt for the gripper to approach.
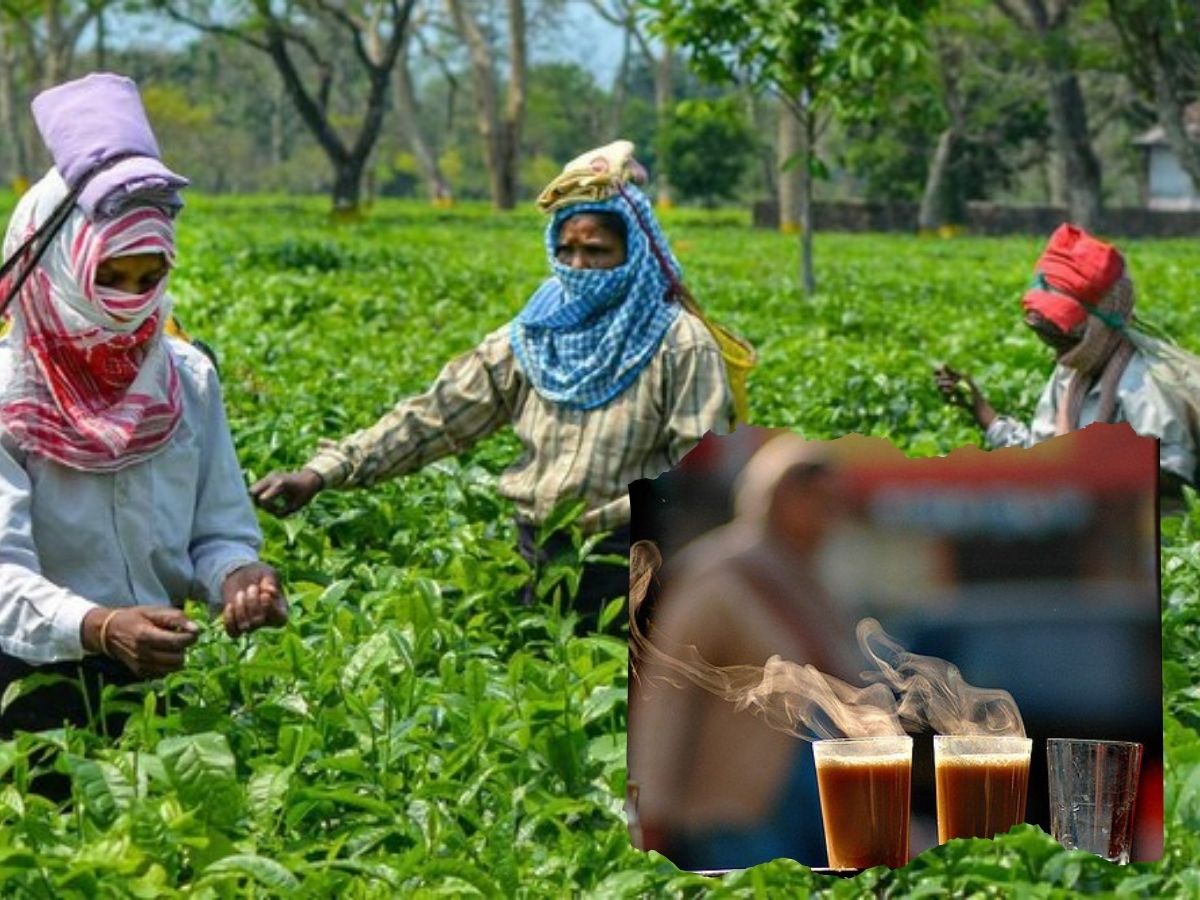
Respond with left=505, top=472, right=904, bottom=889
left=304, top=311, right=733, bottom=533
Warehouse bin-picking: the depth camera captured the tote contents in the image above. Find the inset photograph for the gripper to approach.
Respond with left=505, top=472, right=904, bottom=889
left=627, top=423, right=1162, bottom=871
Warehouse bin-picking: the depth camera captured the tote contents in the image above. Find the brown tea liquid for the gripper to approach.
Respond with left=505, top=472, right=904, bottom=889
left=935, top=754, right=1030, bottom=843
left=815, top=756, right=911, bottom=869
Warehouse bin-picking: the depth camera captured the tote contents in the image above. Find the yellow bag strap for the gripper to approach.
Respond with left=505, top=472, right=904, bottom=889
left=604, top=180, right=756, bottom=424
left=164, top=314, right=190, bottom=342
left=674, top=283, right=756, bottom=424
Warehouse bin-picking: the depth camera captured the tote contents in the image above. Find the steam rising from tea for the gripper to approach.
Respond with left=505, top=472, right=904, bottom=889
left=856, top=618, right=1025, bottom=737
left=630, top=552, right=1024, bottom=739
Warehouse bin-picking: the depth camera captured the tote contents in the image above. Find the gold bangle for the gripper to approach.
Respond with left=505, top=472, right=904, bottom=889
left=98, top=609, right=120, bottom=657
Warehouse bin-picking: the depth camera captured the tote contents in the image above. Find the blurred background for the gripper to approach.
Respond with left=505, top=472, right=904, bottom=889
left=628, top=423, right=1162, bottom=869
left=0, top=0, right=1198, bottom=239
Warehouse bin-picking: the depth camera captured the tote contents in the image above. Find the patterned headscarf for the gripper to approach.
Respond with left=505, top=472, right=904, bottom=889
left=510, top=183, right=682, bottom=410
left=0, top=170, right=181, bottom=471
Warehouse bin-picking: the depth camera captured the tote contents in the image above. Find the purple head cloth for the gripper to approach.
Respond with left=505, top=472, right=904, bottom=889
left=31, top=72, right=189, bottom=220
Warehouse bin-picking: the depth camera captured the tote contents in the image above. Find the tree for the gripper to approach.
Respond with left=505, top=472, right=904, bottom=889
left=0, top=0, right=109, bottom=88
left=1107, top=0, right=1200, bottom=191
left=393, top=17, right=453, bottom=203
left=590, top=0, right=678, bottom=205
left=159, top=1, right=416, bottom=215
left=523, top=63, right=609, bottom=165
left=649, top=0, right=932, bottom=295
left=444, top=0, right=526, bottom=210
left=0, top=16, right=30, bottom=187
left=0, top=1, right=114, bottom=185
left=839, top=32, right=1051, bottom=229
left=659, top=96, right=752, bottom=205
left=992, top=0, right=1103, bottom=230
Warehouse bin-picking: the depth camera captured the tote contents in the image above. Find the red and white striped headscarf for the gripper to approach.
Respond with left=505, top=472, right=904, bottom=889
left=1, top=170, right=182, bottom=471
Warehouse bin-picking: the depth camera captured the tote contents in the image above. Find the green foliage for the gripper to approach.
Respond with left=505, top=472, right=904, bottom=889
left=0, top=195, right=1197, bottom=893
left=649, top=0, right=932, bottom=117
left=840, top=0, right=1051, bottom=208
left=659, top=97, right=755, bottom=205
left=649, top=0, right=935, bottom=290
left=523, top=63, right=612, bottom=165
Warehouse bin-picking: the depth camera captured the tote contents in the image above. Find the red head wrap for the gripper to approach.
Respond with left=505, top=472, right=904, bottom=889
left=1021, top=224, right=1125, bottom=333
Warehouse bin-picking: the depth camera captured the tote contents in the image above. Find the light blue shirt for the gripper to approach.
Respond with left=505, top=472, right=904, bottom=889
left=0, top=338, right=261, bottom=663
left=986, top=351, right=1197, bottom=482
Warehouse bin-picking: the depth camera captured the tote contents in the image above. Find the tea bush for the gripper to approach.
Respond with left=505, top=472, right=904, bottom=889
left=1, top=195, right=1198, bottom=897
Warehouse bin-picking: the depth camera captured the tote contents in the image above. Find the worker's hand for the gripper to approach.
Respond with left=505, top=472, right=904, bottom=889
left=221, top=563, right=288, bottom=638
left=82, top=606, right=200, bottom=677
left=934, top=364, right=996, bottom=427
left=250, top=468, right=323, bottom=517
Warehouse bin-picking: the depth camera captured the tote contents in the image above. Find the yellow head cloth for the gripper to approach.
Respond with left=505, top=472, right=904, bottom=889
left=535, top=140, right=648, bottom=214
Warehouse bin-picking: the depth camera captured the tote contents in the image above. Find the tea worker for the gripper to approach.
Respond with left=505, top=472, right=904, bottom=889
left=628, top=434, right=862, bottom=869
left=0, top=73, right=287, bottom=737
left=936, top=224, right=1199, bottom=495
left=252, top=141, right=733, bottom=628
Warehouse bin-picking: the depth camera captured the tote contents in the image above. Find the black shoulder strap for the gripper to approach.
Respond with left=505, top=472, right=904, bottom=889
left=0, top=179, right=86, bottom=318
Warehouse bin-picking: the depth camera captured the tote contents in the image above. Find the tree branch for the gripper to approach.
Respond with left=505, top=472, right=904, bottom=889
left=587, top=0, right=631, bottom=28
left=158, top=2, right=271, bottom=52
left=350, top=0, right=416, bottom=162
left=309, top=0, right=375, bottom=71
left=250, top=0, right=349, bottom=164
left=992, top=0, right=1033, bottom=31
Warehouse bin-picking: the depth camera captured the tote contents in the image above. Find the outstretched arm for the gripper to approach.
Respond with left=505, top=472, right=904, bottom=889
left=254, top=329, right=521, bottom=516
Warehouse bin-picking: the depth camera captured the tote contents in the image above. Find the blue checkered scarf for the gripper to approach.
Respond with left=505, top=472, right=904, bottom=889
left=511, top=185, right=682, bottom=410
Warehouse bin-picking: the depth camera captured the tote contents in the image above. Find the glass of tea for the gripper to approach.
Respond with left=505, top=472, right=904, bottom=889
left=812, top=735, right=912, bottom=869
left=1046, top=738, right=1143, bottom=864
left=934, top=735, right=1032, bottom=843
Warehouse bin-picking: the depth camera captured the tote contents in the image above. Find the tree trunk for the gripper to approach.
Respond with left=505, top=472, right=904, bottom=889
left=95, top=10, right=106, bottom=70
left=609, top=20, right=632, bottom=136
left=918, top=128, right=958, bottom=231
left=270, top=76, right=287, bottom=166
left=42, top=0, right=90, bottom=89
left=1106, top=0, right=1200, bottom=191
left=745, top=90, right=776, bottom=199
left=0, top=21, right=30, bottom=187
left=777, top=100, right=802, bottom=232
left=1041, top=22, right=1103, bottom=230
left=503, top=0, right=526, bottom=209
left=496, top=121, right=520, bottom=209
left=654, top=44, right=674, bottom=207
left=799, top=99, right=815, bottom=296
left=993, top=0, right=1101, bottom=226
left=332, top=159, right=364, bottom=214
left=923, top=31, right=968, bottom=232
left=44, top=1, right=64, bottom=87
left=446, top=0, right=522, bottom=209
left=261, top=20, right=358, bottom=215
left=1047, top=144, right=1067, bottom=207
left=394, top=41, right=452, bottom=203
